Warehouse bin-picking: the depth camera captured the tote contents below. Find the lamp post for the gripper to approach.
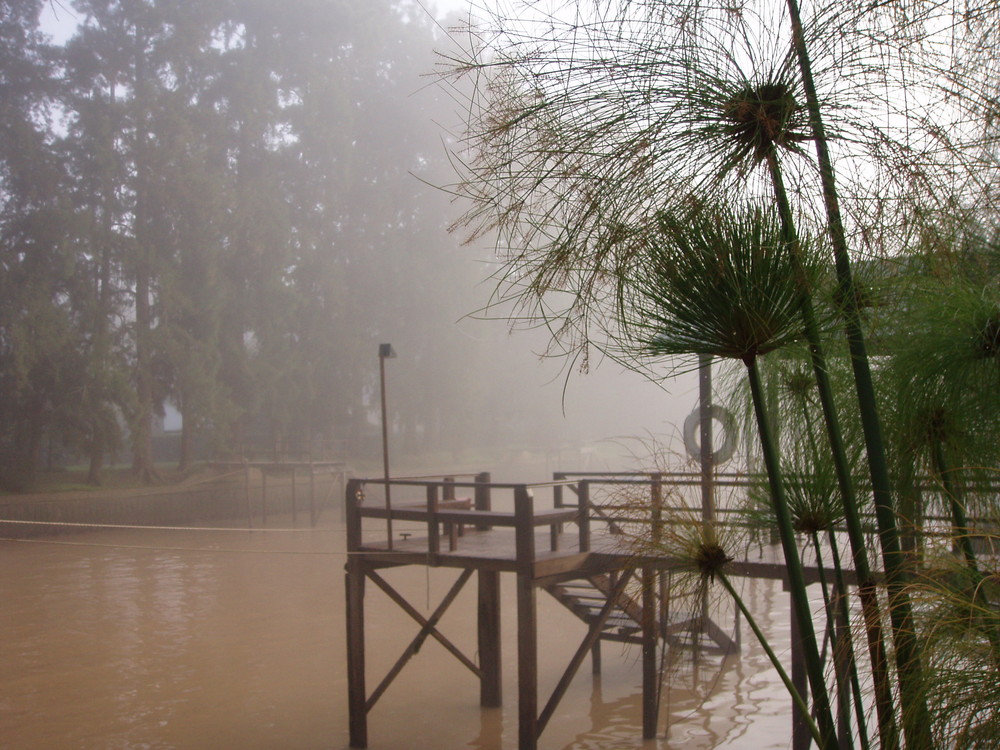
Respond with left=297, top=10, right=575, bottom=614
left=698, top=353, right=716, bottom=526
left=379, top=343, right=396, bottom=549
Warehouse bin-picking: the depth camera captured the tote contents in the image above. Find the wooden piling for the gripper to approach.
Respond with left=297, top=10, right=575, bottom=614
left=517, top=569, right=538, bottom=750
left=346, top=478, right=368, bottom=747
left=515, top=485, right=538, bottom=750
left=642, top=564, right=658, bottom=739
left=478, top=570, right=502, bottom=707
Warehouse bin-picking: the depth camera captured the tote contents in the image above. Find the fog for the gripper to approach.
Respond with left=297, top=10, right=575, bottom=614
left=0, top=1, right=709, bottom=491
left=379, top=296, right=700, bottom=475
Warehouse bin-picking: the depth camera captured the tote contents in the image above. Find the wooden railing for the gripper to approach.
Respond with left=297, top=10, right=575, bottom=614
left=346, top=470, right=1000, bottom=569
left=345, top=474, right=587, bottom=563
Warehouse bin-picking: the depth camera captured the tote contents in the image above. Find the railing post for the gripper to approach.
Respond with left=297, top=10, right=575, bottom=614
left=427, top=484, right=440, bottom=561
left=553, top=473, right=565, bottom=508
left=553, top=472, right=566, bottom=535
left=578, top=480, right=591, bottom=553
left=346, top=479, right=364, bottom=553
left=474, top=471, right=492, bottom=531
left=443, top=477, right=456, bottom=548
left=651, top=473, right=663, bottom=547
left=514, top=485, right=535, bottom=566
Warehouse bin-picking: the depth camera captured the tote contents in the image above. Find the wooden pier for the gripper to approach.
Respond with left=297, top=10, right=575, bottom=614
left=344, top=471, right=819, bottom=749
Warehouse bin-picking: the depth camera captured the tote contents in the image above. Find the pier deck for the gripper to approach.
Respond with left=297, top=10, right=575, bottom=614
left=345, top=472, right=813, bottom=750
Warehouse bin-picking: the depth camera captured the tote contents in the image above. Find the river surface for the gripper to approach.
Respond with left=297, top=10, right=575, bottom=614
left=1, top=512, right=796, bottom=749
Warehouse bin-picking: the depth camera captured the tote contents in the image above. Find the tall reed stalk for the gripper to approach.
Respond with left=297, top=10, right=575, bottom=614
left=784, top=1, right=931, bottom=742
left=631, top=201, right=838, bottom=746
left=765, top=148, right=897, bottom=749
left=446, top=2, right=1000, bottom=743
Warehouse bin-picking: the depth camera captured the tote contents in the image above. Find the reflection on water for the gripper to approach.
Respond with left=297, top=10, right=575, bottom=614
left=0, top=515, right=794, bottom=749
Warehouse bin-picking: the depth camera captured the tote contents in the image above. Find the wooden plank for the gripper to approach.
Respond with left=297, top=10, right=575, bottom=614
left=358, top=507, right=578, bottom=526
left=351, top=521, right=859, bottom=588
left=397, top=498, right=472, bottom=511
left=532, top=553, right=592, bottom=581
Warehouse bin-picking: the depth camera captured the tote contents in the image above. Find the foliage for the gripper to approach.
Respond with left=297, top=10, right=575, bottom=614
left=0, top=0, right=490, bottom=486
left=445, top=0, right=1000, bottom=746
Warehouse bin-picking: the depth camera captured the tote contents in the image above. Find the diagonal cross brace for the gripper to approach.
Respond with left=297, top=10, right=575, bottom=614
left=536, top=568, right=637, bottom=736
left=365, top=568, right=480, bottom=712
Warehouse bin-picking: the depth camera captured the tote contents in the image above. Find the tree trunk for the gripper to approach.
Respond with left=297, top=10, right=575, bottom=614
left=86, top=441, right=105, bottom=486
left=178, top=412, right=193, bottom=471
left=130, top=20, right=158, bottom=484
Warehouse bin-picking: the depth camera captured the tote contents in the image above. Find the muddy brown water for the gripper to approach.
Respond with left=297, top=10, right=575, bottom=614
left=1, top=512, right=796, bottom=749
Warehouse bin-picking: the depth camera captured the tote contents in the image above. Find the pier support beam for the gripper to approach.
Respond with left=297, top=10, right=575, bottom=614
left=514, top=485, right=538, bottom=750
left=642, top=565, right=659, bottom=740
left=517, top=570, right=538, bottom=750
left=346, top=559, right=367, bottom=748
left=478, top=570, right=502, bottom=707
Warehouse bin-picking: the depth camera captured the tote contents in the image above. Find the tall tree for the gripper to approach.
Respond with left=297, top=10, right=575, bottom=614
left=0, top=0, right=74, bottom=489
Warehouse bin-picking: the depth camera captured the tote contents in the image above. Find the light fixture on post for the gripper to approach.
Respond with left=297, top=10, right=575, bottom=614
left=379, top=343, right=397, bottom=549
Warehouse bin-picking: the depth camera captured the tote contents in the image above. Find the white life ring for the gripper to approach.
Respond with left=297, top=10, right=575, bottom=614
left=683, top=405, right=737, bottom=465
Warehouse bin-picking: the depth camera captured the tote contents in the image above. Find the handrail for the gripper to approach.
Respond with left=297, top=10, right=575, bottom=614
left=345, top=472, right=1000, bottom=567
left=345, top=474, right=588, bottom=561
left=359, top=506, right=578, bottom=526
left=362, top=478, right=579, bottom=491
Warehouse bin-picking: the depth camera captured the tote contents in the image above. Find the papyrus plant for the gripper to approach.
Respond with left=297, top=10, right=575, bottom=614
left=619, top=199, right=838, bottom=747
left=443, top=1, right=1000, bottom=745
